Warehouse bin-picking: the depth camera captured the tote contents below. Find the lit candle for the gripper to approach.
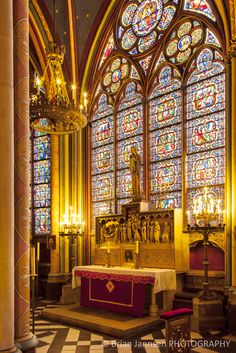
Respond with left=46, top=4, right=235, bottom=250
left=31, top=246, right=36, bottom=275
left=84, top=92, right=87, bottom=109
left=135, top=240, right=139, bottom=254
left=210, top=199, right=214, bottom=214
left=37, top=242, right=40, bottom=261
left=107, top=241, right=110, bottom=254
left=217, top=199, right=221, bottom=214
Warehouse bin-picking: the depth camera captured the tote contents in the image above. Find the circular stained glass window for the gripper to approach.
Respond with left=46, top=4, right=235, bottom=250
left=102, top=58, right=130, bottom=95
left=165, top=19, right=203, bottom=65
left=132, top=0, right=163, bottom=37
left=117, top=0, right=179, bottom=56
left=122, top=4, right=138, bottom=27
left=121, top=28, right=137, bottom=50
left=178, top=35, right=192, bottom=51
left=111, top=69, right=121, bottom=83
left=138, top=32, right=157, bottom=53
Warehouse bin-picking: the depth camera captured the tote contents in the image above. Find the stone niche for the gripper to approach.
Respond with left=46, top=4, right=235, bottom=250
left=94, top=201, right=189, bottom=272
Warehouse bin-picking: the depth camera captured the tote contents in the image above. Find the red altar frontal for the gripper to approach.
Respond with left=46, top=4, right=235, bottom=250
left=72, top=266, right=176, bottom=317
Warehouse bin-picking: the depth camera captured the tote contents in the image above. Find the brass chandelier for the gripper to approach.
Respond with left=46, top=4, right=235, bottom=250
left=30, top=42, right=87, bottom=134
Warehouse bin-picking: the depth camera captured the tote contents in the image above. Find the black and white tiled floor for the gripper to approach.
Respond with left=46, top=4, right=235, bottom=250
left=32, top=304, right=236, bottom=353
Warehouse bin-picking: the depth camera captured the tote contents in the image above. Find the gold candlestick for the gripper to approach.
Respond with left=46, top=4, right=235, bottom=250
left=135, top=252, right=140, bottom=269
left=106, top=252, right=111, bottom=268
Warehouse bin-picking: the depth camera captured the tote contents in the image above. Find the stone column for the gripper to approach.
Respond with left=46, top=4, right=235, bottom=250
left=0, top=1, right=21, bottom=352
left=227, top=40, right=236, bottom=332
left=48, top=135, right=61, bottom=284
left=229, top=43, right=236, bottom=286
left=13, top=0, right=38, bottom=351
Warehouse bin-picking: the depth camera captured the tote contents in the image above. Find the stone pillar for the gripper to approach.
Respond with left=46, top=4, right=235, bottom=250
left=13, top=0, right=38, bottom=351
left=227, top=40, right=236, bottom=331
left=47, top=135, right=64, bottom=298
left=230, top=42, right=236, bottom=290
left=49, top=135, right=60, bottom=274
left=0, top=1, right=21, bottom=352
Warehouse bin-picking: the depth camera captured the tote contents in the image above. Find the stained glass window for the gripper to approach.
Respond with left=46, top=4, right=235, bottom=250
left=183, top=0, right=216, bottom=21
left=186, top=48, right=225, bottom=218
left=117, top=0, right=179, bottom=55
left=90, top=0, right=225, bottom=228
left=33, top=131, right=51, bottom=234
left=149, top=66, right=182, bottom=208
left=91, top=94, right=115, bottom=227
left=117, top=82, right=144, bottom=204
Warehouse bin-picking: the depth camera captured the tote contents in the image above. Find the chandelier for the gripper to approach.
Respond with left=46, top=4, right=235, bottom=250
left=30, top=42, right=87, bottom=134
left=191, top=187, right=224, bottom=226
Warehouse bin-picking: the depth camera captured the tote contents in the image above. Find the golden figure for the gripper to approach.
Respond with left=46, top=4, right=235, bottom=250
left=129, top=146, right=141, bottom=199
left=162, top=221, right=170, bottom=243
left=153, top=220, right=161, bottom=243
left=141, top=221, right=147, bottom=242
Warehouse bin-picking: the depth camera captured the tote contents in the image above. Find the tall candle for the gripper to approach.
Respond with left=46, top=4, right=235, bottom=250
left=31, top=246, right=36, bottom=275
left=107, top=241, right=110, bottom=254
left=37, top=242, right=40, bottom=261
left=135, top=240, right=139, bottom=254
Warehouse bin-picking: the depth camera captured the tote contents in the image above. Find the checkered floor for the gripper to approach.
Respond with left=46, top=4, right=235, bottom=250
left=33, top=303, right=236, bottom=353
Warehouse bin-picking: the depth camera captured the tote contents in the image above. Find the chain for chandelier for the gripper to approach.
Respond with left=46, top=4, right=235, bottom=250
left=30, top=0, right=87, bottom=134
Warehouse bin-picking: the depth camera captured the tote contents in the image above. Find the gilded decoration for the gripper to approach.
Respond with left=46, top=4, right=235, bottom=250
left=15, top=252, right=30, bottom=297
left=96, top=203, right=173, bottom=245
left=14, top=19, right=29, bottom=68
left=31, top=0, right=53, bottom=42
left=94, top=201, right=184, bottom=269
left=225, top=38, right=236, bottom=62
left=15, top=193, right=31, bottom=241
left=15, top=79, right=29, bottom=127
left=189, top=231, right=225, bottom=250
left=106, top=280, right=115, bottom=293
left=15, top=135, right=31, bottom=183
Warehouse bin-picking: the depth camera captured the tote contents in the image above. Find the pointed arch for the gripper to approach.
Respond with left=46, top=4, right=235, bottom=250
left=87, top=0, right=229, bottom=232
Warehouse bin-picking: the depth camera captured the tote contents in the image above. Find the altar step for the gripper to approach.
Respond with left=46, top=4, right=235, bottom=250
left=42, top=304, right=160, bottom=338
left=173, top=290, right=199, bottom=310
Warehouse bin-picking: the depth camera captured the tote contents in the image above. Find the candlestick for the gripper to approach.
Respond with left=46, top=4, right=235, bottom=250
left=36, top=242, right=40, bottom=261
left=107, top=241, right=110, bottom=254
left=135, top=240, right=139, bottom=254
left=135, top=253, right=140, bottom=269
left=31, top=246, right=36, bottom=276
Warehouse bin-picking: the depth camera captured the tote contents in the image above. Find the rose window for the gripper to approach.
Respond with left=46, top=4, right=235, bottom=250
left=117, top=0, right=179, bottom=55
left=102, top=58, right=130, bottom=94
left=165, top=20, right=203, bottom=64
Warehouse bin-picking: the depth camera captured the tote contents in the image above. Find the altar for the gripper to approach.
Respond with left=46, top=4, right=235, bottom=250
left=72, top=265, right=176, bottom=317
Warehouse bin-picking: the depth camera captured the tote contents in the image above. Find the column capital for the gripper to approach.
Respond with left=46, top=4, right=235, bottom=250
left=225, top=38, right=236, bottom=63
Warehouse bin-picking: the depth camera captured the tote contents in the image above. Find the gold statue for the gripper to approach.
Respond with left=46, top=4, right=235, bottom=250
left=129, top=146, right=141, bottom=199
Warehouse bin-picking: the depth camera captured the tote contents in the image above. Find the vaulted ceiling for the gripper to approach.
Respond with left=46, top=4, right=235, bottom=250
left=29, top=0, right=110, bottom=84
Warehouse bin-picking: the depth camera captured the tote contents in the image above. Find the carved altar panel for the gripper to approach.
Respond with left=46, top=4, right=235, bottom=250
left=94, top=202, right=188, bottom=271
left=94, top=246, right=121, bottom=266
left=139, top=244, right=175, bottom=268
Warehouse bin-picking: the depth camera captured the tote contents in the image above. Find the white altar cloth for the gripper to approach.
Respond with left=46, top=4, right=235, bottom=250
left=72, top=265, right=176, bottom=293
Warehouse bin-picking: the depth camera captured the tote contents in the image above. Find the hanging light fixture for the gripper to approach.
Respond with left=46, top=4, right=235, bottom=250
left=30, top=1, right=87, bottom=134
left=30, top=42, right=87, bottom=135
